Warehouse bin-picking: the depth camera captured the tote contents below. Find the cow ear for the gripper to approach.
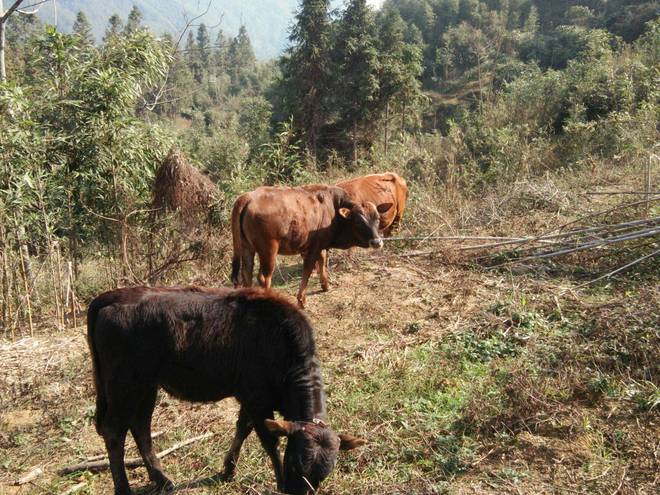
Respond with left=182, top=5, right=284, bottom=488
left=264, top=419, right=298, bottom=437
left=377, top=202, right=394, bottom=214
left=338, top=433, right=367, bottom=450
left=338, top=207, right=351, bottom=219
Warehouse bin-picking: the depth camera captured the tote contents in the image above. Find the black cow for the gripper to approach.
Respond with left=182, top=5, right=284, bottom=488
left=87, top=286, right=364, bottom=495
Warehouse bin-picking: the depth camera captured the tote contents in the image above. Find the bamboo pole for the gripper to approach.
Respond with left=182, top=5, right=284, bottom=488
left=37, top=176, right=63, bottom=330
left=16, top=242, right=33, bottom=336
left=576, top=249, right=660, bottom=289
left=647, top=154, right=658, bottom=218
left=55, top=240, right=65, bottom=330
left=520, top=227, right=660, bottom=261
left=0, top=221, right=13, bottom=337
left=65, top=261, right=77, bottom=328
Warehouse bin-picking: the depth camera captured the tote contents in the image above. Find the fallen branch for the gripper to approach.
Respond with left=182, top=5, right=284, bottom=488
left=14, top=467, right=43, bottom=485
left=520, top=227, right=660, bottom=261
left=83, top=431, right=164, bottom=462
left=58, top=432, right=214, bottom=475
left=610, top=465, right=628, bottom=495
left=585, top=191, right=660, bottom=195
left=576, top=249, right=660, bottom=289
left=384, top=235, right=534, bottom=242
left=481, top=217, right=660, bottom=259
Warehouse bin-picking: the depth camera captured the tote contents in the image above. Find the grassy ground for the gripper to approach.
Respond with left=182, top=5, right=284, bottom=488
left=1, top=164, right=658, bottom=494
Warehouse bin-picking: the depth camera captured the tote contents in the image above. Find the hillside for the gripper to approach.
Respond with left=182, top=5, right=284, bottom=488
left=35, top=0, right=300, bottom=59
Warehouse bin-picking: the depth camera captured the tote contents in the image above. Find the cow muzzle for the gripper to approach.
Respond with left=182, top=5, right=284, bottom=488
left=369, top=238, right=383, bottom=249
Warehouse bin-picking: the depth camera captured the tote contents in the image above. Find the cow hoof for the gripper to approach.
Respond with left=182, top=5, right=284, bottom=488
left=217, top=469, right=235, bottom=482
left=155, top=477, right=175, bottom=493
left=297, top=298, right=306, bottom=309
left=321, top=283, right=329, bottom=292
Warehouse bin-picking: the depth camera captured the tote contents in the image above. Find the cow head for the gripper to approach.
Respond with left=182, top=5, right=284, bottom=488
left=265, top=418, right=365, bottom=495
left=338, top=201, right=392, bottom=249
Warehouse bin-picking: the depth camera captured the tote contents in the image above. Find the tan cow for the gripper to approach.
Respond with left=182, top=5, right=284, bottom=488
left=336, top=172, right=408, bottom=235
left=231, top=185, right=391, bottom=307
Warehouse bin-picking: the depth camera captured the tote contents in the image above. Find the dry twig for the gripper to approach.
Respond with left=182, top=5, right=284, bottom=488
left=58, top=432, right=214, bottom=475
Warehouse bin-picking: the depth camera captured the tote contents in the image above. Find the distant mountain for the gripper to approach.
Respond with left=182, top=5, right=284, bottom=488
left=36, top=0, right=301, bottom=59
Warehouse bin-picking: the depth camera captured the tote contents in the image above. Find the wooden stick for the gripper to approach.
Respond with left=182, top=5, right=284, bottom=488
left=385, top=217, right=659, bottom=247
left=85, top=431, right=165, bottom=462
left=647, top=154, right=658, bottom=218
left=83, top=431, right=165, bottom=462
left=396, top=219, right=659, bottom=253
left=384, top=235, right=532, bottom=242
left=58, top=432, right=214, bottom=475
left=610, top=465, right=628, bottom=495
left=15, top=467, right=43, bottom=485
left=521, top=227, right=660, bottom=261
left=576, top=249, right=660, bottom=289
left=585, top=191, right=660, bottom=195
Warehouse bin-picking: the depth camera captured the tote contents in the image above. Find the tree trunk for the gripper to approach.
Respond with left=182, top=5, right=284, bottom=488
left=401, top=101, right=406, bottom=135
left=0, top=221, right=12, bottom=334
left=384, top=102, right=389, bottom=155
left=1, top=1, right=28, bottom=83
left=352, top=120, right=358, bottom=168
left=0, top=3, right=6, bottom=82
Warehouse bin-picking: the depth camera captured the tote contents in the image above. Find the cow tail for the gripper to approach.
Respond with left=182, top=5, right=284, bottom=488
left=87, top=297, right=109, bottom=434
left=231, top=194, right=250, bottom=287
left=395, top=174, right=409, bottom=226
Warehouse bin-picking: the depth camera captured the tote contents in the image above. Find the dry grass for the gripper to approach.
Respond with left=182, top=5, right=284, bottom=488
left=1, top=161, right=658, bottom=494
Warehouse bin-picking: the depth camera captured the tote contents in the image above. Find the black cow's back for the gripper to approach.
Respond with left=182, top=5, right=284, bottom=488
left=88, top=286, right=316, bottom=411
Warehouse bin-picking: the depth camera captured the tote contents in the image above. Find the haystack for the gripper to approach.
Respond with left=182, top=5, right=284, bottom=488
left=153, top=146, right=220, bottom=219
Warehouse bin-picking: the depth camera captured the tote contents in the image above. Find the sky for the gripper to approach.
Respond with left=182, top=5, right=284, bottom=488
left=368, top=0, right=385, bottom=7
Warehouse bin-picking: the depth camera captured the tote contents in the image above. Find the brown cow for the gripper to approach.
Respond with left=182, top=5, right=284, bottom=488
left=336, top=172, right=408, bottom=236
left=231, top=185, right=390, bottom=307
left=87, top=286, right=365, bottom=495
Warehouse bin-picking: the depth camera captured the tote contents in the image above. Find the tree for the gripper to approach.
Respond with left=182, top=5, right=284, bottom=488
left=282, top=0, right=331, bottom=161
left=196, top=23, right=211, bottom=71
left=151, top=33, right=194, bottom=117
left=376, top=7, right=423, bottom=149
left=1, top=3, right=40, bottom=82
left=124, top=5, right=143, bottom=36
left=334, top=0, right=380, bottom=164
left=185, top=30, right=202, bottom=83
left=227, top=25, right=256, bottom=86
left=213, top=28, right=229, bottom=73
left=104, top=14, right=123, bottom=43
left=72, top=11, right=94, bottom=46
left=0, top=0, right=28, bottom=82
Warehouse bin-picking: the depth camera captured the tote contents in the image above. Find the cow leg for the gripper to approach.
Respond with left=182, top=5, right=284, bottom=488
left=253, top=415, right=284, bottom=491
left=130, top=387, right=173, bottom=491
left=257, top=242, right=278, bottom=289
left=240, top=248, right=255, bottom=287
left=386, top=207, right=403, bottom=236
left=98, top=406, right=131, bottom=495
left=103, top=428, right=130, bottom=495
left=317, top=250, right=329, bottom=292
left=221, top=406, right=254, bottom=480
left=297, top=252, right=319, bottom=308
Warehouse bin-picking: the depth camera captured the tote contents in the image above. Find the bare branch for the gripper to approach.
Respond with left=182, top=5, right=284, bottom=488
left=142, top=0, right=222, bottom=112
left=1, top=0, right=28, bottom=23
